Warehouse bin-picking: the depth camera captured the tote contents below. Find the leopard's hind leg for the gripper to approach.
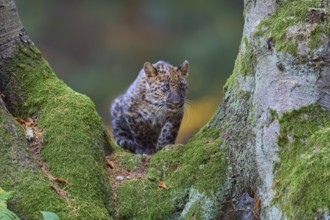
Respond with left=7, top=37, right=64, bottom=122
left=110, top=97, right=141, bottom=153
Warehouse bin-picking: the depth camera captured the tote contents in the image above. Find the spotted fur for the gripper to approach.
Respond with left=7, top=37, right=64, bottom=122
left=110, top=60, right=189, bottom=154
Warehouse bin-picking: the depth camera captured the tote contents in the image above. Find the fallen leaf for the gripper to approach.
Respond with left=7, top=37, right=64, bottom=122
left=25, top=117, right=34, bottom=127
left=15, top=117, right=27, bottom=126
left=33, top=128, right=43, bottom=139
left=158, top=181, right=168, bottom=190
left=253, top=198, right=261, bottom=219
left=40, top=211, right=60, bottom=220
left=15, top=117, right=40, bottom=141
left=106, top=158, right=115, bottom=169
left=54, top=178, right=68, bottom=184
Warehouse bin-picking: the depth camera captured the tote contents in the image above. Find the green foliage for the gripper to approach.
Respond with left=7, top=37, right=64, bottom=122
left=1, top=43, right=112, bottom=219
left=116, top=128, right=228, bottom=219
left=0, top=208, right=20, bottom=220
left=255, top=0, right=330, bottom=54
left=0, top=190, right=15, bottom=209
left=40, top=211, right=60, bottom=220
left=0, top=188, right=20, bottom=220
left=275, top=104, right=330, bottom=219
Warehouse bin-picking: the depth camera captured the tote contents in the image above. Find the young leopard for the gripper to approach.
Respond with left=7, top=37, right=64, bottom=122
left=110, top=60, right=189, bottom=154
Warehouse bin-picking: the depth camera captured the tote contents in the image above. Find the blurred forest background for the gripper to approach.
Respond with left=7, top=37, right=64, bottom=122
left=16, top=0, right=243, bottom=142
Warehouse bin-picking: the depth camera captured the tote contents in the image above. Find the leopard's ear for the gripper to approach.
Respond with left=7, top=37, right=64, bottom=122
left=178, top=60, right=189, bottom=77
left=144, top=62, right=158, bottom=78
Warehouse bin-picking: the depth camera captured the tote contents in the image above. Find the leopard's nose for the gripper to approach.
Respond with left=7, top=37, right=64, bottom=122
left=168, top=92, right=183, bottom=109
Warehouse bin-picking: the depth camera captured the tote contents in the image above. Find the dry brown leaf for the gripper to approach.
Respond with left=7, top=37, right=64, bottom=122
left=15, top=117, right=27, bottom=126
left=15, top=117, right=39, bottom=140
left=158, top=181, right=168, bottom=190
left=253, top=198, right=261, bottom=219
left=106, top=158, right=115, bottom=169
left=25, top=117, right=34, bottom=127
left=15, top=117, right=36, bottom=127
left=54, top=178, right=68, bottom=184
left=33, top=128, right=43, bottom=139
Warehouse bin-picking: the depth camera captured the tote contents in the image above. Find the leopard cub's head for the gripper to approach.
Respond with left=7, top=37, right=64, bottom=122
left=143, top=60, right=189, bottom=111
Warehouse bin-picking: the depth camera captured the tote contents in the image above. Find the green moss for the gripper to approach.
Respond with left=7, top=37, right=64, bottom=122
left=308, top=22, right=330, bottom=49
left=117, top=179, right=175, bottom=219
left=255, top=0, right=329, bottom=54
left=182, top=200, right=203, bottom=220
left=112, top=145, right=147, bottom=171
left=269, top=108, right=279, bottom=124
left=1, top=44, right=112, bottom=219
left=240, top=37, right=257, bottom=78
left=151, top=129, right=226, bottom=195
left=224, top=36, right=256, bottom=91
left=0, top=100, right=66, bottom=219
left=275, top=104, right=330, bottom=219
left=116, top=128, right=228, bottom=219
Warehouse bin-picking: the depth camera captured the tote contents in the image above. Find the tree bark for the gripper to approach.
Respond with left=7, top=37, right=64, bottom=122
left=0, top=0, right=23, bottom=62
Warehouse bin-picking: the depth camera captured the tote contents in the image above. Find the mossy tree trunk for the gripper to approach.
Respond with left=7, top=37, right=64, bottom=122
left=228, top=0, right=330, bottom=219
left=213, top=0, right=330, bottom=219
left=0, top=0, right=113, bottom=219
left=217, top=0, right=330, bottom=219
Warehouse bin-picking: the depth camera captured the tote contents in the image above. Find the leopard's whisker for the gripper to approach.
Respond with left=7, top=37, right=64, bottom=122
left=184, top=99, right=192, bottom=107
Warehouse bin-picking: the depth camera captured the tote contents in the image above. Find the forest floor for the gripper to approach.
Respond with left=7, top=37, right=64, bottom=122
left=105, top=151, right=152, bottom=218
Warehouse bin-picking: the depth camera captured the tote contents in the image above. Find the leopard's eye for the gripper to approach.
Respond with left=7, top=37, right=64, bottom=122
left=161, top=84, right=170, bottom=92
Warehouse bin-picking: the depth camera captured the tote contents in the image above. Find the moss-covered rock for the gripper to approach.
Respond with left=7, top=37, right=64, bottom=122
left=275, top=104, right=330, bottom=219
left=114, top=128, right=228, bottom=219
left=0, top=43, right=113, bottom=219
